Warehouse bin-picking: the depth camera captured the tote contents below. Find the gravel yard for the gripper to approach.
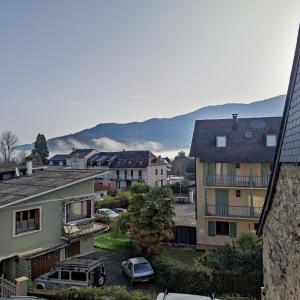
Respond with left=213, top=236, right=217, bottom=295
left=85, top=249, right=158, bottom=294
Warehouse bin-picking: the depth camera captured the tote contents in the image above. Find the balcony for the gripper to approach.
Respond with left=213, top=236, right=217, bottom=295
left=62, top=219, right=108, bottom=241
left=110, top=174, right=146, bottom=181
left=205, top=175, right=269, bottom=188
left=206, top=204, right=263, bottom=219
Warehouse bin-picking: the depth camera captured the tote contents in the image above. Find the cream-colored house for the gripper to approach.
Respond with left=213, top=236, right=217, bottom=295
left=87, top=151, right=169, bottom=191
left=190, top=115, right=281, bottom=247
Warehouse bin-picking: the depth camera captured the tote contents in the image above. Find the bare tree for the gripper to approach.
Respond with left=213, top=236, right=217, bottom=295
left=0, top=130, right=18, bottom=163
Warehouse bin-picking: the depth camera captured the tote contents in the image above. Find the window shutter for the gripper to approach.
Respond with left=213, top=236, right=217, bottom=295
left=35, top=208, right=40, bottom=229
left=208, top=221, right=216, bottom=236
left=229, top=222, right=237, bottom=238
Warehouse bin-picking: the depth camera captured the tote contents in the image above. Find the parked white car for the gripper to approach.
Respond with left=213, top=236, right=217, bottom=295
left=156, top=293, right=220, bottom=300
left=95, top=208, right=119, bottom=219
left=122, top=257, right=154, bottom=285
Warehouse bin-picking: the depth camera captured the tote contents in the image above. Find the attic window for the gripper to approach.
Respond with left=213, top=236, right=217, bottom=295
left=266, top=135, right=277, bottom=147
left=244, top=132, right=253, bottom=139
left=216, top=136, right=227, bottom=147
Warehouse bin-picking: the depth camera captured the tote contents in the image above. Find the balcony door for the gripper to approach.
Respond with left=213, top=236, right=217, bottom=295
left=216, top=190, right=229, bottom=216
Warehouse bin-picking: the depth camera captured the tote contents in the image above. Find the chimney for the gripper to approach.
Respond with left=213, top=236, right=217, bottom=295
left=26, top=157, right=33, bottom=175
left=232, top=114, right=238, bottom=130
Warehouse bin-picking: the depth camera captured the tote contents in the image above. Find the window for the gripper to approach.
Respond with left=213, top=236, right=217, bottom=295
left=236, top=190, right=241, bottom=198
left=61, top=271, right=70, bottom=280
left=236, top=163, right=240, bottom=169
left=138, top=170, right=142, bottom=178
left=49, top=271, right=59, bottom=279
left=161, top=169, right=163, bottom=175
left=216, top=222, right=229, bottom=235
left=155, top=169, right=158, bottom=176
left=266, top=135, right=277, bottom=147
left=66, top=200, right=91, bottom=223
left=131, top=170, right=134, bottom=177
left=244, top=131, right=253, bottom=138
left=254, top=223, right=259, bottom=231
left=216, top=136, right=227, bottom=147
left=15, top=208, right=40, bottom=235
left=71, top=271, right=87, bottom=281
left=216, top=163, right=227, bottom=176
left=116, top=170, right=120, bottom=177
left=124, top=170, right=127, bottom=177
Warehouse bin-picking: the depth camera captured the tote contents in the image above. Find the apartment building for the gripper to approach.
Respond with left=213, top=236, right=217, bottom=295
left=190, top=115, right=281, bottom=247
left=88, top=150, right=169, bottom=191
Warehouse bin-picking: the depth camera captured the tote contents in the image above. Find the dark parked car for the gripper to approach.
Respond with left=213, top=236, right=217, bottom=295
left=113, top=208, right=127, bottom=214
left=122, top=257, right=154, bottom=285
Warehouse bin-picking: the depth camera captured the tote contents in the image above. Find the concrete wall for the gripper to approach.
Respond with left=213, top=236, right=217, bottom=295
left=0, top=180, right=94, bottom=258
left=262, top=164, right=300, bottom=300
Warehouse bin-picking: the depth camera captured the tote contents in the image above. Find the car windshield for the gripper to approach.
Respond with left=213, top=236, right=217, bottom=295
left=134, top=262, right=152, bottom=273
left=106, top=210, right=115, bottom=216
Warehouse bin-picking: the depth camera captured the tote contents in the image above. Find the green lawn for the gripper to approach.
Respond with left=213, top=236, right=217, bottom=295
left=158, top=247, right=203, bottom=268
left=94, top=232, right=130, bottom=251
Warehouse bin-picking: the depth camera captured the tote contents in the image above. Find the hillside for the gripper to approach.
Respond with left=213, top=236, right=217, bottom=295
left=18, top=95, right=285, bottom=155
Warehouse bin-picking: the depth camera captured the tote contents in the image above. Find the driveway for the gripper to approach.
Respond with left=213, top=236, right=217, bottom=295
left=85, top=249, right=158, bottom=294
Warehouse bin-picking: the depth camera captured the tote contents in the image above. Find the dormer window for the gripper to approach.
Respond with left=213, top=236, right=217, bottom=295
left=266, top=135, right=277, bottom=147
left=216, top=136, right=227, bottom=147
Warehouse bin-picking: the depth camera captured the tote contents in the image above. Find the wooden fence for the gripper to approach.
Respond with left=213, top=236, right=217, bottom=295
left=0, top=274, right=16, bottom=298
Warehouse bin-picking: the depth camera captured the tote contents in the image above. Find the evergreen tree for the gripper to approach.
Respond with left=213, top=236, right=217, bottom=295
left=32, top=133, right=49, bottom=165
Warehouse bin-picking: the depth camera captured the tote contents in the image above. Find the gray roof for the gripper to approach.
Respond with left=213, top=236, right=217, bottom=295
left=49, top=154, right=68, bottom=162
left=0, top=168, right=103, bottom=208
left=258, top=26, right=300, bottom=235
left=189, top=117, right=282, bottom=162
left=88, top=151, right=158, bottom=168
left=66, top=148, right=96, bottom=158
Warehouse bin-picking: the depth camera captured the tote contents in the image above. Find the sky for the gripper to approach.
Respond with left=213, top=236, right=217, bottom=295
left=1, top=0, right=300, bottom=144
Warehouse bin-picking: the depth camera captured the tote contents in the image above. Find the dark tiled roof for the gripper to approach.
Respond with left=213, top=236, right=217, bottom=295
left=49, top=154, right=67, bottom=162
left=66, top=149, right=96, bottom=158
left=0, top=169, right=103, bottom=208
left=189, top=117, right=282, bottom=162
left=258, top=26, right=300, bottom=235
left=88, top=151, right=155, bottom=168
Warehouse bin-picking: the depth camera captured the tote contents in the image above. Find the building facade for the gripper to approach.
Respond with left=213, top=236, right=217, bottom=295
left=88, top=151, right=169, bottom=191
left=258, top=26, right=300, bottom=300
left=0, top=167, right=106, bottom=281
left=190, top=115, right=281, bottom=247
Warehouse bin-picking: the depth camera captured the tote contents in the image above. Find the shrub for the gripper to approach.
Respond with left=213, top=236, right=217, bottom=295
left=56, top=286, right=154, bottom=300
left=129, top=182, right=150, bottom=194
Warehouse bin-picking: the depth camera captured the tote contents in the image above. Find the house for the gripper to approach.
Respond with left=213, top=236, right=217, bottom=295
left=166, top=175, right=185, bottom=185
left=88, top=150, right=169, bottom=191
left=66, top=148, right=98, bottom=169
left=189, top=115, right=281, bottom=247
left=0, top=159, right=107, bottom=281
left=48, top=154, right=68, bottom=166
left=258, top=27, right=300, bottom=300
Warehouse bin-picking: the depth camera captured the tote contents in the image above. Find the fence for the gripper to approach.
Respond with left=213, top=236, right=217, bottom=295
left=0, top=274, right=16, bottom=298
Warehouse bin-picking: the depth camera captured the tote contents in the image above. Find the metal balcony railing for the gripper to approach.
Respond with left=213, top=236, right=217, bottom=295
left=110, top=174, right=146, bottom=181
left=205, top=175, right=269, bottom=188
left=206, top=204, right=263, bottom=219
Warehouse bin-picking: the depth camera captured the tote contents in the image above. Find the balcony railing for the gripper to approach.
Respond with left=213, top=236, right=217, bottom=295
left=110, top=174, right=146, bottom=181
left=206, top=204, right=263, bottom=219
left=62, top=219, right=107, bottom=240
left=205, top=175, right=269, bottom=188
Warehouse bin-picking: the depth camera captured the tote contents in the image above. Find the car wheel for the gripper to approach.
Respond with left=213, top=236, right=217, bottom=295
left=94, top=273, right=106, bottom=287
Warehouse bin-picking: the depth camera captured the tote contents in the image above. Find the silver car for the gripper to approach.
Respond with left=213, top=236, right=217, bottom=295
left=122, top=257, right=154, bottom=285
left=35, top=257, right=105, bottom=290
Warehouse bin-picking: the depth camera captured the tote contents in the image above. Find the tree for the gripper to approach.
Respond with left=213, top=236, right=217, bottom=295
left=0, top=130, right=18, bottom=163
left=171, top=151, right=195, bottom=180
left=31, top=133, right=49, bottom=165
left=128, top=187, right=175, bottom=256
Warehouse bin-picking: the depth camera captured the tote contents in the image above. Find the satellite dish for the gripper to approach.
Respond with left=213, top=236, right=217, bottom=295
left=15, top=167, right=20, bottom=177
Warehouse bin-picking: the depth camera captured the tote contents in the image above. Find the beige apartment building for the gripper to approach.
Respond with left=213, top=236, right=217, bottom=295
left=190, top=115, right=281, bottom=247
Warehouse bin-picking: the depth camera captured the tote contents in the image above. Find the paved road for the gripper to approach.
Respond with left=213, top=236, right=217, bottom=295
left=85, top=249, right=158, bottom=294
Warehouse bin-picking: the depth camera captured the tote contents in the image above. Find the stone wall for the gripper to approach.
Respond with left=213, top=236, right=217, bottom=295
left=263, top=164, right=300, bottom=300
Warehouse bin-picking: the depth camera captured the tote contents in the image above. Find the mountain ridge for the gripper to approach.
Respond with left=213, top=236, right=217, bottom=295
left=17, top=95, right=286, bottom=155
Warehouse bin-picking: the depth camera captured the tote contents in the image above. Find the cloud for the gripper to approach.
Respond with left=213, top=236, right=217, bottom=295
left=127, top=94, right=150, bottom=100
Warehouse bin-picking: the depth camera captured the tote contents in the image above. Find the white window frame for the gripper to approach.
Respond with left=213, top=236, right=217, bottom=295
left=216, top=136, right=227, bottom=147
left=64, top=199, right=94, bottom=225
left=12, top=206, right=42, bottom=238
left=266, top=135, right=277, bottom=147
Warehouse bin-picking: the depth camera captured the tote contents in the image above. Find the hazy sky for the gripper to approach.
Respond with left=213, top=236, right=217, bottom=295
left=1, top=0, right=300, bottom=144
